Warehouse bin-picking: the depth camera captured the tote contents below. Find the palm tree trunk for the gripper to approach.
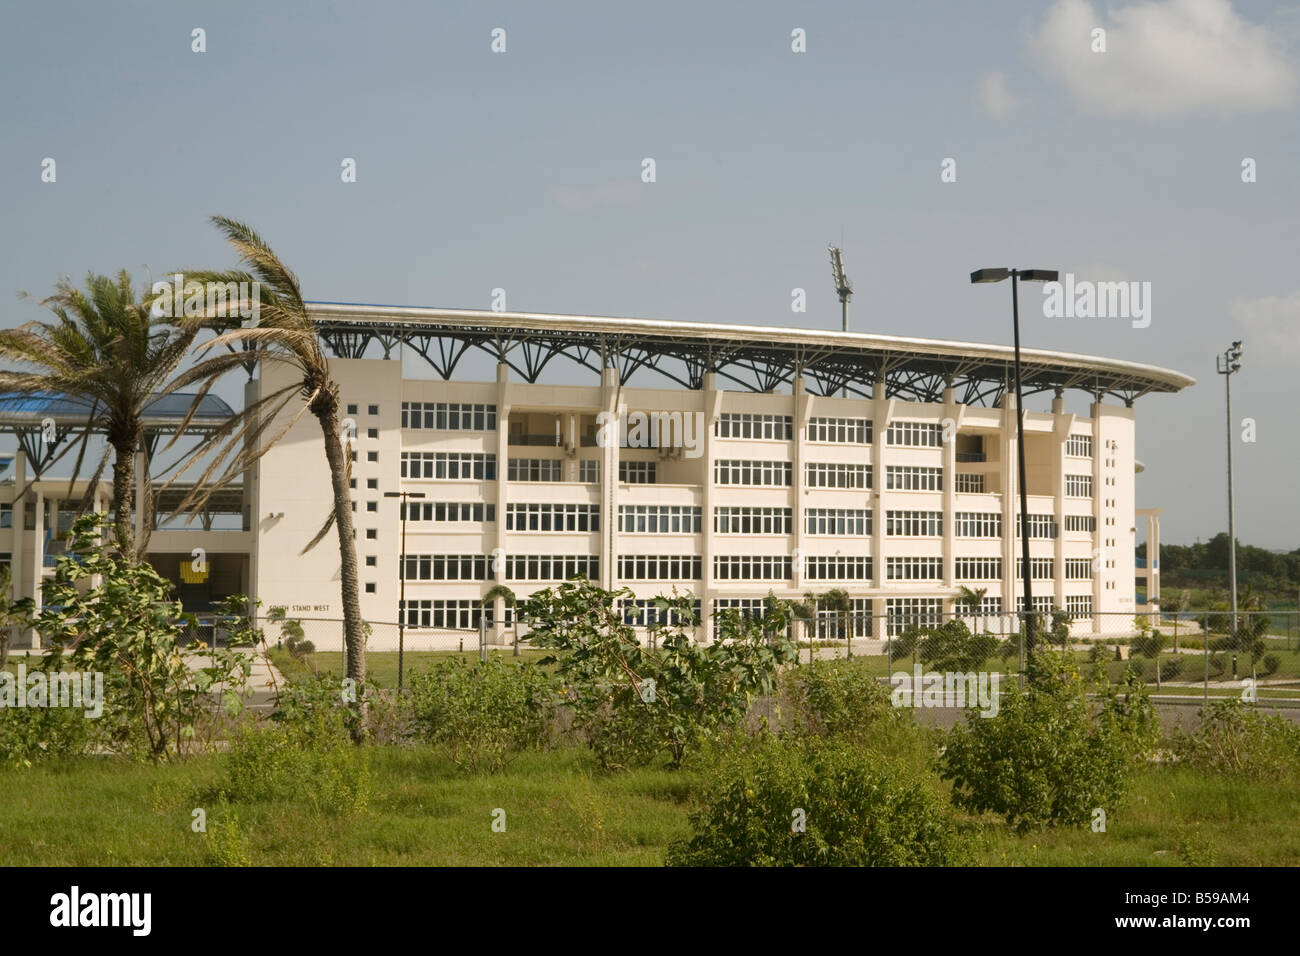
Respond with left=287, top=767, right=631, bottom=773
left=110, top=441, right=137, bottom=561
left=316, top=405, right=366, bottom=691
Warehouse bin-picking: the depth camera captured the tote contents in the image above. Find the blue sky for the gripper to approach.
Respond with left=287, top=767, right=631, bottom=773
left=2, top=0, right=1298, bottom=547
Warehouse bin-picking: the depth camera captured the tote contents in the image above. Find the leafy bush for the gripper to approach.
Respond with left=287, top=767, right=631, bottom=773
left=1159, top=656, right=1185, bottom=681
left=917, top=619, right=999, bottom=671
left=0, top=699, right=93, bottom=768
left=36, top=515, right=254, bottom=759
left=666, top=733, right=967, bottom=866
left=940, top=651, right=1157, bottom=832
left=1261, top=654, right=1280, bottom=677
left=224, top=674, right=372, bottom=815
left=1171, top=699, right=1300, bottom=781
left=406, top=657, right=554, bottom=772
left=523, top=583, right=799, bottom=770
left=1131, top=632, right=1164, bottom=659
left=782, top=659, right=895, bottom=739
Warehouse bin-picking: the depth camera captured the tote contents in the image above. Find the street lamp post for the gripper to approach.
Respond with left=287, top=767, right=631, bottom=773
left=1214, top=341, right=1243, bottom=700
left=384, top=490, right=426, bottom=692
left=970, top=268, right=1059, bottom=667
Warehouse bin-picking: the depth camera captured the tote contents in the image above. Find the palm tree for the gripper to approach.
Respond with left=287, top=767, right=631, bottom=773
left=482, top=583, right=518, bottom=655
left=821, top=588, right=852, bottom=659
left=0, top=271, right=200, bottom=560
left=170, top=217, right=367, bottom=688
left=795, top=591, right=821, bottom=667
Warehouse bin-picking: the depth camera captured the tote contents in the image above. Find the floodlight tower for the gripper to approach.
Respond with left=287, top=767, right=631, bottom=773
left=828, top=244, right=853, bottom=398
left=1216, top=340, right=1244, bottom=662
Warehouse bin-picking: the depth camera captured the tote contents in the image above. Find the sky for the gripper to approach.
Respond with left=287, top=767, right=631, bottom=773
left=1, top=0, right=1297, bottom=548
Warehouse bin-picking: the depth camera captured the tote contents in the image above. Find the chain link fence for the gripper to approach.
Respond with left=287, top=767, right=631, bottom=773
left=218, top=606, right=1299, bottom=699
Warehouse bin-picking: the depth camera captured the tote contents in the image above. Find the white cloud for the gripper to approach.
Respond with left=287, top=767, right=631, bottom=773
left=980, top=70, right=1017, bottom=118
left=1031, top=0, right=1297, bottom=116
left=1229, top=292, right=1300, bottom=360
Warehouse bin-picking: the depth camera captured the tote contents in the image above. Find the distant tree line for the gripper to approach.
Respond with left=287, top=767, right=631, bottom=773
left=1138, top=533, right=1300, bottom=595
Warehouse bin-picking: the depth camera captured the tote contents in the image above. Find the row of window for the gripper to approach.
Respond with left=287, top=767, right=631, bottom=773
left=886, top=421, right=943, bottom=447
left=807, top=416, right=871, bottom=444
left=1065, top=434, right=1093, bottom=457
left=619, top=505, right=703, bottom=534
left=400, top=501, right=495, bottom=522
left=505, top=503, right=600, bottom=532
left=885, top=510, right=943, bottom=536
left=806, top=462, right=872, bottom=489
left=714, top=506, right=793, bottom=535
left=400, top=402, right=497, bottom=431
left=715, top=413, right=793, bottom=440
left=1065, top=474, right=1093, bottom=497
left=618, top=555, right=703, bottom=580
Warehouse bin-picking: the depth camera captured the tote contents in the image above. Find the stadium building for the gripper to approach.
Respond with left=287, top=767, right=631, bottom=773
left=0, top=304, right=1194, bottom=649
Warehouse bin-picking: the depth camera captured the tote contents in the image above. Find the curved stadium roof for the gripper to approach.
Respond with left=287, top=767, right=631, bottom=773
left=305, top=302, right=1195, bottom=407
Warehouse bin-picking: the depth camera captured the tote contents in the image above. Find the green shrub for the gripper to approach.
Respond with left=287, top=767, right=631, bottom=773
left=523, top=583, right=798, bottom=770
left=1171, top=699, right=1300, bottom=781
left=782, top=659, right=895, bottom=739
left=1261, top=654, right=1281, bottom=677
left=666, top=733, right=967, bottom=866
left=0, top=702, right=93, bottom=768
left=224, top=721, right=369, bottom=816
left=1159, top=656, right=1184, bottom=681
left=406, top=657, right=554, bottom=772
left=940, top=651, right=1156, bottom=832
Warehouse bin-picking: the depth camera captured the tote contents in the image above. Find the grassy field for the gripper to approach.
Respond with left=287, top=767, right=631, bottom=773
left=1, top=744, right=1296, bottom=866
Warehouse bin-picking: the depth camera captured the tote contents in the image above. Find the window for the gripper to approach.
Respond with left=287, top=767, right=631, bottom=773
left=365, top=529, right=377, bottom=539
left=401, top=402, right=497, bottom=431
left=713, top=598, right=796, bottom=640
left=366, top=501, right=377, bottom=512
left=367, top=451, right=378, bottom=462
left=886, top=557, right=942, bottom=580
left=624, top=598, right=701, bottom=628
left=506, top=503, right=600, bottom=532
left=712, top=555, right=792, bottom=580
left=714, top=459, right=792, bottom=486
left=885, top=466, right=942, bottom=491
left=617, top=555, right=702, bottom=580
left=1016, top=514, right=1059, bottom=539
left=367, top=428, right=378, bottom=439
left=805, top=508, right=871, bottom=535
left=811, top=598, right=875, bottom=639
left=401, top=599, right=495, bottom=630
left=1065, top=474, right=1093, bottom=497
left=954, top=473, right=985, bottom=493
left=1064, top=514, right=1096, bottom=532
left=368, top=404, right=379, bottom=416
left=1016, top=596, right=1056, bottom=614
left=505, top=554, right=599, bottom=581
left=715, top=413, right=793, bottom=440
left=400, top=501, right=495, bottom=523
left=886, top=421, right=942, bottom=447
left=349, top=479, right=356, bottom=489
left=1065, top=595, right=1093, bottom=618
left=804, top=555, right=872, bottom=580
left=579, top=460, right=599, bottom=484
left=807, top=417, right=871, bottom=444
left=805, top=462, right=871, bottom=489
left=367, top=478, right=378, bottom=489
left=620, top=505, right=703, bottom=534
left=619, top=461, right=657, bottom=484
left=1065, top=558, right=1093, bottom=580
left=402, top=554, right=492, bottom=581
left=402, top=452, right=497, bottom=480
left=954, top=512, right=1001, bottom=537
left=886, top=597, right=943, bottom=637
left=885, top=510, right=943, bottom=536
left=508, top=458, right=563, bottom=482
left=713, top=506, right=792, bottom=535
left=365, top=556, right=376, bottom=567
left=1065, top=434, right=1093, bottom=457
left=954, top=557, right=1001, bottom=580
left=365, top=583, right=376, bottom=593
left=346, top=404, right=358, bottom=415
left=1015, top=557, right=1055, bottom=579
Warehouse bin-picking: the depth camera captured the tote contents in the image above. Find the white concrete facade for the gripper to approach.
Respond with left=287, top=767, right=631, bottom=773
left=243, top=355, right=1143, bottom=648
